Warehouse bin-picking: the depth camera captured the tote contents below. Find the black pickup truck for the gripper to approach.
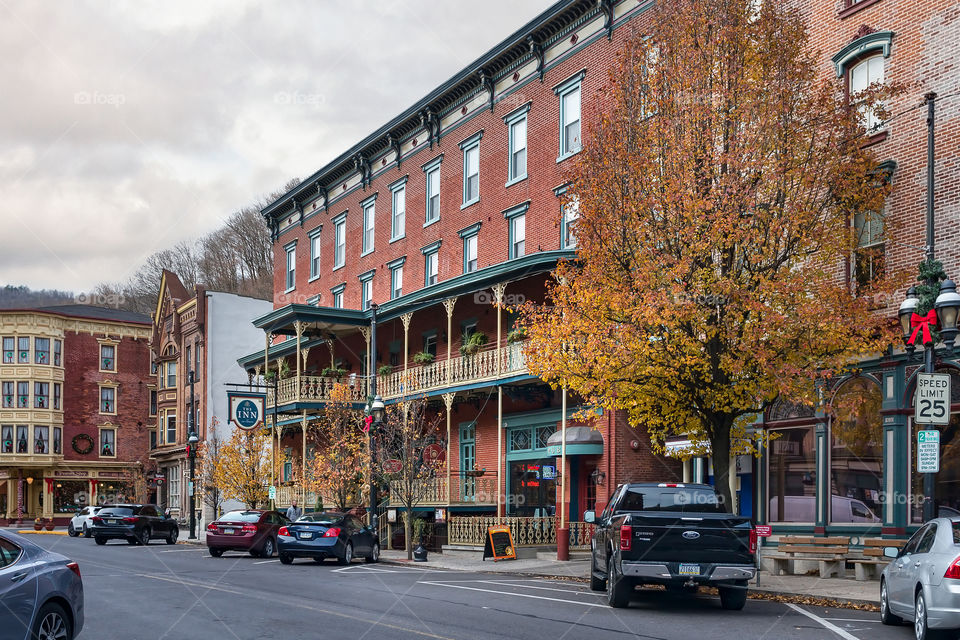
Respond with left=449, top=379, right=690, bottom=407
left=586, top=482, right=756, bottom=610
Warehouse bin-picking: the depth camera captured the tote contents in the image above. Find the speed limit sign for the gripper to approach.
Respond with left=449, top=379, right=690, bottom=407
left=915, top=372, right=951, bottom=425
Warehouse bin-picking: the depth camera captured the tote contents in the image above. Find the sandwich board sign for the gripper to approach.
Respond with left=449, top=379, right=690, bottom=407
left=918, top=430, right=940, bottom=473
left=915, top=373, right=951, bottom=425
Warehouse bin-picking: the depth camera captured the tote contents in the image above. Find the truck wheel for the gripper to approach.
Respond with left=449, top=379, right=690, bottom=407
left=606, top=556, right=630, bottom=608
left=719, top=583, right=748, bottom=611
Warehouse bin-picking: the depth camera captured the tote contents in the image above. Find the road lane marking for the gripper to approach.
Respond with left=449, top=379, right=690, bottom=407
left=420, top=581, right=606, bottom=608
left=821, top=618, right=880, bottom=623
left=253, top=559, right=279, bottom=564
left=785, top=604, right=861, bottom=640
left=479, top=580, right=602, bottom=595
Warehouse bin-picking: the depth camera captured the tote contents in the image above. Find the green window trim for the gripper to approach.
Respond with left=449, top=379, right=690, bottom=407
left=831, top=30, right=894, bottom=77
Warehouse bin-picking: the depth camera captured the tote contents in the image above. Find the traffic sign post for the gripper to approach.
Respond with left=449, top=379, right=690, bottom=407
left=918, top=430, right=941, bottom=473
left=915, top=372, right=951, bottom=425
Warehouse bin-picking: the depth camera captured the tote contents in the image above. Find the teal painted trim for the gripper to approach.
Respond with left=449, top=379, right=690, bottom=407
left=421, top=154, right=443, bottom=173
left=546, top=443, right=602, bottom=456
left=458, top=222, right=482, bottom=238
left=360, top=192, right=378, bottom=207
left=502, top=201, right=530, bottom=220
left=458, top=130, right=483, bottom=150
left=238, top=335, right=328, bottom=369
left=552, top=68, right=586, bottom=95
left=386, top=256, right=406, bottom=269
left=388, top=175, right=409, bottom=191
left=358, top=269, right=375, bottom=282
left=831, top=30, right=894, bottom=77
left=503, top=404, right=596, bottom=429
left=502, top=102, right=531, bottom=125
left=420, top=240, right=442, bottom=255
left=553, top=182, right=572, bottom=197
left=251, top=302, right=366, bottom=332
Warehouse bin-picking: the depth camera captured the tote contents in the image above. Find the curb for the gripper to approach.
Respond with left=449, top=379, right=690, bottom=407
left=16, top=530, right=69, bottom=536
left=379, top=558, right=590, bottom=582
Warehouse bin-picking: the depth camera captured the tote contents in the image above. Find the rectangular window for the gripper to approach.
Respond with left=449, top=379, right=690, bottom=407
left=767, top=426, right=816, bottom=522
left=34, top=425, right=48, bottom=454
left=2, top=337, right=13, bottom=364
left=17, top=382, right=28, bottom=408
left=150, top=430, right=157, bottom=450
left=100, top=344, right=115, bottom=371
left=53, top=340, right=61, bottom=366
left=562, top=197, right=580, bottom=248
left=166, top=412, right=176, bottom=444
left=195, top=342, right=200, bottom=375
left=361, top=277, right=373, bottom=311
left=53, top=427, right=61, bottom=454
left=285, top=244, right=296, bottom=291
left=166, top=361, right=176, bottom=388
left=16, top=425, right=28, bottom=453
left=362, top=200, right=375, bottom=254
left=149, top=390, right=158, bottom=416
left=334, top=216, right=346, bottom=269
left=854, top=210, right=885, bottom=289
left=1, top=382, right=12, bottom=408
left=464, top=234, right=478, bottom=274
left=391, top=266, right=403, bottom=300
left=333, top=288, right=344, bottom=309
left=391, top=184, right=406, bottom=240
left=100, top=387, right=115, bottom=414
left=425, top=251, right=439, bottom=287
left=510, top=214, right=526, bottom=259
left=309, top=232, right=321, bottom=279
left=425, top=164, right=440, bottom=224
left=423, top=334, right=437, bottom=357
left=555, top=74, right=584, bottom=160
left=17, top=337, right=29, bottom=364
left=508, top=116, right=527, bottom=182
left=463, top=143, right=480, bottom=205
left=1, top=425, right=12, bottom=453
left=53, top=383, right=61, bottom=411
left=849, top=55, right=884, bottom=132
left=100, top=429, right=116, bottom=457
left=34, top=382, right=49, bottom=409
left=34, top=338, right=50, bottom=365
left=186, top=346, right=192, bottom=376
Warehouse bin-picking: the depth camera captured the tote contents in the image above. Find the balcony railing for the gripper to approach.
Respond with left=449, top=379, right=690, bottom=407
left=447, top=516, right=594, bottom=549
left=266, top=342, right=528, bottom=407
left=384, top=476, right=498, bottom=507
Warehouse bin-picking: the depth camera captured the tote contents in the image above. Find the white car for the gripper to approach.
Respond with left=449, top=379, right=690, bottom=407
left=67, top=506, right=102, bottom=538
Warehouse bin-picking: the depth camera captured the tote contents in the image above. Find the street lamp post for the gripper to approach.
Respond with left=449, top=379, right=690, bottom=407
left=187, top=370, right=199, bottom=540
left=368, top=303, right=385, bottom=531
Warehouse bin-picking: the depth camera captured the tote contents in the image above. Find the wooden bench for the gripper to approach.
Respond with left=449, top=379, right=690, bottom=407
left=850, top=538, right=907, bottom=581
left=766, top=536, right=850, bottom=578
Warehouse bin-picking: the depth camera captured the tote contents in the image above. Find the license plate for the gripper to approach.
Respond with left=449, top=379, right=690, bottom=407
left=106, top=519, right=118, bottom=524
left=299, top=532, right=312, bottom=540
left=678, top=564, right=700, bottom=575
left=223, top=528, right=234, bottom=535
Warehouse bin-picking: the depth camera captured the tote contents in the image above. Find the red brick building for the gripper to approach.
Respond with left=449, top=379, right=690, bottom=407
left=239, top=0, right=681, bottom=548
left=0, top=305, right=153, bottom=524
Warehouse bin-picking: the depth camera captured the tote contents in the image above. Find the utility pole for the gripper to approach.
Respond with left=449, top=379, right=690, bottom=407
left=922, top=91, right=938, bottom=523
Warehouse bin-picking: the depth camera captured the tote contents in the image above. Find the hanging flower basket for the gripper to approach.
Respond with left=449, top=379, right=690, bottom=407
left=464, top=468, right=486, bottom=478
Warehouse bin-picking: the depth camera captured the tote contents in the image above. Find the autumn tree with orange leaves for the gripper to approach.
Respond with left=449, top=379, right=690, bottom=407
left=211, top=429, right=271, bottom=509
left=307, top=385, right=367, bottom=512
left=520, top=0, right=904, bottom=510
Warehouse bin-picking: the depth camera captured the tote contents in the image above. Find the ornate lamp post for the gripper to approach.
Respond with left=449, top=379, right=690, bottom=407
left=187, top=370, right=199, bottom=540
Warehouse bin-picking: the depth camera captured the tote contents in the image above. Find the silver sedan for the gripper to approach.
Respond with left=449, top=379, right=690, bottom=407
left=881, top=516, right=960, bottom=640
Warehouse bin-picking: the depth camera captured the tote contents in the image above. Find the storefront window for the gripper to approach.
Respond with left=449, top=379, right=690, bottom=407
left=16, top=425, right=28, bottom=453
left=767, top=426, right=817, bottom=522
left=1, top=425, right=12, bottom=453
left=509, top=460, right=557, bottom=517
left=34, top=426, right=48, bottom=454
left=830, top=378, right=883, bottom=523
left=912, top=413, right=960, bottom=523
left=96, top=481, right=132, bottom=505
left=54, top=481, right=89, bottom=512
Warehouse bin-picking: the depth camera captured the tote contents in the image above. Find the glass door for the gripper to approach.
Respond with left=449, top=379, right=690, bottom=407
left=460, top=423, right=475, bottom=501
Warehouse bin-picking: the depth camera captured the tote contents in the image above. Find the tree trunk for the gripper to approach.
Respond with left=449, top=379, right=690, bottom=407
left=404, top=512, right=413, bottom=560
left=710, top=429, right=734, bottom=513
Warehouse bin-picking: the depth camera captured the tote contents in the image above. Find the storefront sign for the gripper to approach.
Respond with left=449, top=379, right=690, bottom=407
left=483, top=526, right=517, bottom=562
left=916, top=373, right=951, bottom=425
left=54, top=470, right=89, bottom=478
left=918, top=430, right=941, bottom=473
left=422, top=443, right=445, bottom=466
left=754, top=525, right=772, bottom=537
left=228, top=392, right=266, bottom=430
left=435, top=508, right=446, bottom=523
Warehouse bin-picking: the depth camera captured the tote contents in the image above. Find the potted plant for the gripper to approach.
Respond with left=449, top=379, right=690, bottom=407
left=44, top=519, right=55, bottom=531
left=33, top=517, right=44, bottom=531
left=412, top=351, right=435, bottom=365
left=321, top=367, right=347, bottom=379
left=377, top=365, right=393, bottom=376
left=459, top=332, right=489, bottom=356
left=506, top=327, right=528, bottom=343
left=277, top=359, right=292, bottom=379
left=464, top=465, right=486, bottom=478
left=413, top=518, right=432, bottom=561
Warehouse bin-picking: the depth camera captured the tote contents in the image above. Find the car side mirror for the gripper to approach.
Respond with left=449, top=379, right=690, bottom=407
left=884, top=546, right=900, bottom=559
left=584, top=511, right=595, bottom=524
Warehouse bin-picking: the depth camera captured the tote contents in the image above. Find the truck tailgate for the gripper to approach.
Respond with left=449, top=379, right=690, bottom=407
left=622, top=512, right=753, bottom=565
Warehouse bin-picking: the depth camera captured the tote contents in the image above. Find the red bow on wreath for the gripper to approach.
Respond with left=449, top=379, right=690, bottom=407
left=908, top=309, right=938, bottom=346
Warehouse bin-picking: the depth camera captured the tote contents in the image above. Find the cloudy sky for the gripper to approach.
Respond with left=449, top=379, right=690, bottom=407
left=0, top=0, right=547, bottom=292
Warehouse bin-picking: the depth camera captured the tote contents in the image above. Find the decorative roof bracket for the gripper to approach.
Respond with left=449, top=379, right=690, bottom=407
left=527, top=35, right=545, bottom=82
left=353, top=152, right=372, bottom=189
left=599, top=0, right=615, bottom=40
left=386, top=132, right=402, bottom=168
left=479, top=68, right=495, bottom=111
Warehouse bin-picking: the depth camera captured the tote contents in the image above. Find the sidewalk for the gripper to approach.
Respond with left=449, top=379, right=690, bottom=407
left=378, top=549, right=880, bottom=608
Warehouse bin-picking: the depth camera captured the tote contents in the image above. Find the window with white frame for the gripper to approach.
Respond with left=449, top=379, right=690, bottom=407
left=53, top=383, right=61, bottom=410
left=17, top=337, right=29, bottom=364
left=562, top=196, right=580, bottom=248
left=166, top=411, right=176, bottom=444
left=850, top=55, right=884, bottom=132
left=100, top=343, right=115, bottom=371
left=334, top=213, right=347, bottom=269
left=53, top=427, right=61, bottom=453
left=422, top=242, right=441, bottom=287
left=460, top=132, right=482, bottom=207
left=504, top=203, right=528, bottom=260
left=166, top=361, right=176, bottom=388
left=359, top=271, right=374, bottom=311
left=2, top=337, right=13, bottom=364
left=854, top=210, right=885, bottom=289
left=17, top=382, right=28, bottom=408
left=831, top=31, right=892, bottom=135
left=459, top=222, right=481, bottom=274
left=34, top=425, right=48, bottom=454
left=100, top=428, right=116, bottom=457
left=424, top=157, right=442, bottom=224
left=2, top=382, right=12, bottom=408
left=555, top=72, right=584, bottom=160
left=53, top=340, right=61, bottom=366
left=390, top=179, right=407, bottom=241
left=332, top=284, right=345, bottom=309
left=361, top=195, right=376, bottom=255
left=388, top=258, right=405, bottom=300
left=100, top=386, right=116, bottom=414
left=285, top=242, right=296, bottom=291
left=309, top=227, right=322, bottom=280
left=34, top=338, right=49, bottom=365
left=34, top=382, right=48, bottom=409
left=504, top=104, right=530, bottom=184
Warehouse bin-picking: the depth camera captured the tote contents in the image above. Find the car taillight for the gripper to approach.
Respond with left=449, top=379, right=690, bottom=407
left=91, top=516, right=102, bottom=523
left=619, top=525, right=631, bottom=551
left=122, top=517, right=139, bottom=523
left=323, top=527, right=341, bottom=538
left=66, top=562, right=81, bottom=580
left=945, top=557, right=960, bottom=579
left=242, top=524, right=258, bottom=533
left=749, top=528, right=758, bottom=553
left=207, top=522, right=218, bottom=532
left=278, top=526, right=290, bottom=537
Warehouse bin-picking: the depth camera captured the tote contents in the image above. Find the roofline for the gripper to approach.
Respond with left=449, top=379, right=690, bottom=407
left=260, top=0, right=594, bottom=220
left=0, top=307, right=150, bottom=327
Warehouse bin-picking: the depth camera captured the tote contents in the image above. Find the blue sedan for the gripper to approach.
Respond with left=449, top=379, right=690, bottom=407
left=0, top=530, right=84, bottom=640
left=278, top=511, right=380, bottom=565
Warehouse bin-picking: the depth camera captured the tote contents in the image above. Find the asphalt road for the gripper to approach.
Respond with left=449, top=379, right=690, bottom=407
left=28, top=534, right=919, bottom=640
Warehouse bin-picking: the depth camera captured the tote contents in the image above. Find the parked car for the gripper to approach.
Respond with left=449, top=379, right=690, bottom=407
left=586, top=482, right=756, bottom=610
left=67, top=505, right=102, bottom=538
left=89, top=503, right=179, bottom=545
left=880, top=516, right=960, bottom=639
left=277, top=511, right=380, bottom=565
left=206, top=509, right=288, bottom=558
left=0, top=529, right=84, bottom=640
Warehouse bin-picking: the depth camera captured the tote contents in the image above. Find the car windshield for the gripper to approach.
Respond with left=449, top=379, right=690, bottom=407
left=99, top=507, right=135, bottom=517
left=619, top=486, right=725, bottom=513
left=219, top=511, right=262, bottom=523
left=297, top=512, right=342, bottom=524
